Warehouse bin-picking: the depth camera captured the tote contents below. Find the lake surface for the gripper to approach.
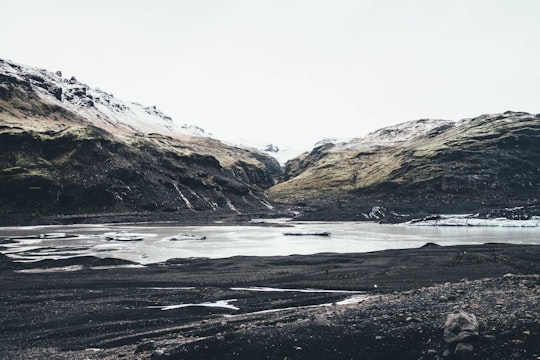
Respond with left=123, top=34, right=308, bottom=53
left=1, top=220, right=539, bottom=265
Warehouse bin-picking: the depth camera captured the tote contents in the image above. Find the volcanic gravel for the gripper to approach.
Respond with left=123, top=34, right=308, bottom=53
left=0, top=243, right=539, bottom=359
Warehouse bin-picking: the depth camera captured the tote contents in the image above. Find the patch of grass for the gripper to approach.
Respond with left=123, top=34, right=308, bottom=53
left=52, top=149, right=77, bottom=166
left=1, top=168, right=53, bottom=181
left=269, top=113, right=540, bottom=204
left=0, top=166, right=24, bottom=175
left=11, top=154, right=53, bottom=169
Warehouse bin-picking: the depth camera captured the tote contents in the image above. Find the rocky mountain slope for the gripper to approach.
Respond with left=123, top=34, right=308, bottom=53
left=3, top=58, right=540, bottom=225
left=0, top=59, right=283, bottom=225
left=267, top=112, right=540, bottom=221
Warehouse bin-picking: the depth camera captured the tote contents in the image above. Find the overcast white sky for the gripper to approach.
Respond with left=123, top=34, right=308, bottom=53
left=2, top=0, right=540, bottom=149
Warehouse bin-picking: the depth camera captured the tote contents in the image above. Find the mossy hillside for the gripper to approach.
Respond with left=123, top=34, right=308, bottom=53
left=130, top=133, right=280, bottom=188
left=0, top=59, right=284, bottom=223
left=268, top=112, right=540, bottom=217
left=0, top=64, right=279, bottom=185
left=268, top=149, right=402, bottom=203
left=0, top=123, right=276, bottom=179
left=0, top=84, right=84, bottom=129
left=0, top=124, right=282, bottom=220
left=388, top=114, right=540, bottom=188
left=0, top=127, right=54, bottom=178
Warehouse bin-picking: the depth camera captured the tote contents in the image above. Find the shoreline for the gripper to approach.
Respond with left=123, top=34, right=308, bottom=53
left=1, top=243, right=539, bottom=359
left=3, top=206, right=540, bottom=227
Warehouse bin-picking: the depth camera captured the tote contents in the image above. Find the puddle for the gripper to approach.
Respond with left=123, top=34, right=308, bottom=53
left=139, top=287, right=196, bottom=291
left=150, top=299, right=240, bottom=311
left=335, top=295, right=370, bottom=305
left=231, top=286, right=362, bottom=294
left=15, top=265, right=85, bottom=273
left=14, top=264, right=144, bottom=273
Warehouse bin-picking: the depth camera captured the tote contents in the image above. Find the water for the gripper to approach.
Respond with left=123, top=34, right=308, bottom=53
left=1, top=221, right=539, bottom=265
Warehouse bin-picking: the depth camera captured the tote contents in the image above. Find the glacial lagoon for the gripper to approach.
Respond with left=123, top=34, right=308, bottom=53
left=1, top=220, right=540, bottom=265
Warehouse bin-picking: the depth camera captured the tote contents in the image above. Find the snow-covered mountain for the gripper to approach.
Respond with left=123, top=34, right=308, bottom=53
left=0, top=59, right=208, bottom=138
left=349, top=119, right=456, bottom=147
left=0, top=59, right=314, bottom=165
left=227, top=119, right=462, bottom=165
left=0, top=58, right=285, bottom=224
left=226, top=119, right=465, bottom=165
left=314, top=118, right=460, bottom=152
left=268, top=111, right=540, bottom=221
left=0, top=59, right=474, bottom=167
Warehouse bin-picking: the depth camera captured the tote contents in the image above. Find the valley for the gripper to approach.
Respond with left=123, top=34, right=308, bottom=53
left=2, top=59, right=540, bottom=225
left=1, top=58, right=540, bottom=360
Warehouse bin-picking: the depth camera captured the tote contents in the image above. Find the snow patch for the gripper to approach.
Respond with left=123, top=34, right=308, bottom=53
left=317, top=118, right=457, bottom=153
left=224, top=197, right=239, bottom=213
left=258, top=197, right=275, bottom=210
left=0, top=59, right=208, bottom=139
left=173, top=183, right=194, bottom=210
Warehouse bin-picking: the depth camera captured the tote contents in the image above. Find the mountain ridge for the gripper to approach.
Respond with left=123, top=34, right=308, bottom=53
left=268, top=111, right=540, bottom=222
left=2, top=58, right=540, bottom=225
left=0, top=58, right=285, bottom=225
left=0, top=58, right=211, bottom=138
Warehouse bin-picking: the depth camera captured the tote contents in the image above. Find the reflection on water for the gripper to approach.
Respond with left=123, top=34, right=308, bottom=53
left=0, top=221, right=539, bottom=264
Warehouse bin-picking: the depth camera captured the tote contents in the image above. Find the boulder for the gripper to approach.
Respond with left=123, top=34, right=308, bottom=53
left=443, top=312, right=479, bottom=344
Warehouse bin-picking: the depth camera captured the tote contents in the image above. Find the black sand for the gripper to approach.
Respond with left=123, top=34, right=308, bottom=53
left=1, top=243, right=539, bottom=359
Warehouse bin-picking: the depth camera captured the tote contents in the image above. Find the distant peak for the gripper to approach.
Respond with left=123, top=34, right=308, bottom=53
left=264, top=144, right=280, bottom=153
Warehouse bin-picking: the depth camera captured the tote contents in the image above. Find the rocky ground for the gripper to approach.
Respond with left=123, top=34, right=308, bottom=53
left=0, top=243, right=539, bottom=359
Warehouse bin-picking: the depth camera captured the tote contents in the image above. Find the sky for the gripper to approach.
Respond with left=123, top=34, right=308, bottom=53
left=2, top=0, right=540, bottom=150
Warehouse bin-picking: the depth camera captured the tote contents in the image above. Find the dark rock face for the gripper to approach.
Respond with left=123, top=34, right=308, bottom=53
left=0, top=58, right=285, bottom=225
left=269, top=112, right=540, bottom=221
left=282, top=142, right=335, bottom=181
left=5, top=59, right=540, bottom=224
left=0, top=125, right=283, bottom=224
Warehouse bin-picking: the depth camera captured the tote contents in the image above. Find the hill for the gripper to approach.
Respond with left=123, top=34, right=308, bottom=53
left=267, top=112, right=540, bottom=221
left=0, top=59, right=283, bottom=225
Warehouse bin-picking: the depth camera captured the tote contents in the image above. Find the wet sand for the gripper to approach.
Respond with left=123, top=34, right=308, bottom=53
left=1, top=243, right=539, bottom=359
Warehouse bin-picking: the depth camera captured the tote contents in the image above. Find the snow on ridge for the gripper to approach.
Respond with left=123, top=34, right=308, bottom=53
left=249, top=119, right=456, bottom=164
left=470, top=111, right=535, bottom=123
left=0, top=58, right=207, bottom=138
left=313, top=137, right=346, bottom=148
left=302, top=119, right=456, bottom=154
left=342, top=118, right=456, bottom=150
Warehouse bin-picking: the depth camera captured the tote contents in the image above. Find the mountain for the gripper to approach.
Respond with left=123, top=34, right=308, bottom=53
left=4, top=58, right=540, bottom=225
left=267, top=112, right=540, bottom=221
left=0, top=59, right=283, bottom=225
